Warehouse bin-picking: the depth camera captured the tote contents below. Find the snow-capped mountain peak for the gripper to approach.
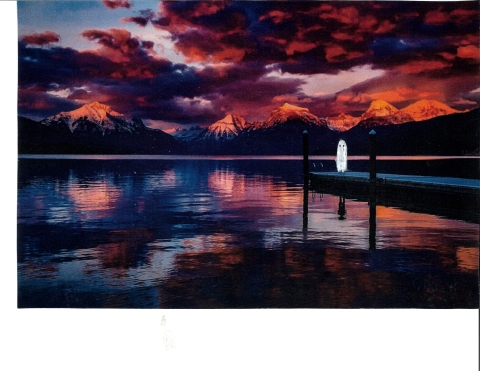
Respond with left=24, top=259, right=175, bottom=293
left=208, top=114, right=246, bottom=133
left=361, top=99, right=398, bottom=119
left=264, top=103, right=327, bottom=128
left=40, top=102, right=144, bottom=134
left=400, top=99, right=459, bottom=121
left=66, top=102, right=124, bottom=122
left=326, top=113, right=360, bottom=132
left=279, top=103, right=309, bottom=112
left=195, top=114, right=247, bottom=141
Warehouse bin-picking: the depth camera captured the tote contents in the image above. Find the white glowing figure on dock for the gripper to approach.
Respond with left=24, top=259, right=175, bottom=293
left=336, top=140, right=347, bottom=172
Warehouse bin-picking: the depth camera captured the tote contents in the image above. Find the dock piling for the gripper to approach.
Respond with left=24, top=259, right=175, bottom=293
left=369, top=130, right=376, bottom=181
left=303, top=130, right=309, bottom=178
left=369, top=130, right=377, bottom=249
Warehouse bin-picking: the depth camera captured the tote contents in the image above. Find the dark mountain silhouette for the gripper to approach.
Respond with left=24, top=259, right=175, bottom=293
left=18, top=103, right=180, bottom=154
left=188, top=103, right=332, bottom=155
left=189, top=106, right=479, bottom=156
left=18, top=102, right=479, bottom=156
left=315, top=108, right=479, bottom=156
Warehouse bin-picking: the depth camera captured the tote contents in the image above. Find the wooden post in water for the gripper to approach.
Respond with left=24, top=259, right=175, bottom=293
left=369, top=130, right=376, bottom=181
left=369, top=130, right=377, bottom=249
left=303, top=130, right=309, bottom=178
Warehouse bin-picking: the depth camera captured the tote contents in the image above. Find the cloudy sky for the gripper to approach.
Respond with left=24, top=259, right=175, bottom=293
left=18, top=0, right=480, bottom=131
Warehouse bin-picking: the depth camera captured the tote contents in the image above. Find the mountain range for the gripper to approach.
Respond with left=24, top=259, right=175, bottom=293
left=327, top=99, right=460, bottom=131
left=19, top=102, right=179, bottom=154
left=18, top=99, right=478, bottom=156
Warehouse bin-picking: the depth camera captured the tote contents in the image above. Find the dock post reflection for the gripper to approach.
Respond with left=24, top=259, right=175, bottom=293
left=303, top=174, right=309, bottom=231
left=369, top=182, right=377, bottom=250
left=369, top=130, right=376, bottom=181
left=337, top=195, right=346, bottom=220
left=303, top=130, right=309, bottom=231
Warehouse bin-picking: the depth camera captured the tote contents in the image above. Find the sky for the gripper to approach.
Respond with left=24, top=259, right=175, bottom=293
left=17, top=0, right=480, bottom=131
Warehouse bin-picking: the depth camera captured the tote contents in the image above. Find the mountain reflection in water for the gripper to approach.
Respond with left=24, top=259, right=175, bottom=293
left=17, top=157, right=479, bottom=308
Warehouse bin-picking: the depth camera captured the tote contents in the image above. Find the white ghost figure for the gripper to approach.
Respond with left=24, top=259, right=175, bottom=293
left=336, top=140, right=347, bottom=173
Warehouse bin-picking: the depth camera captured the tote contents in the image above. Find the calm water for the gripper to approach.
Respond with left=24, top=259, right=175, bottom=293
left=17, top=157, right=479, bottom=308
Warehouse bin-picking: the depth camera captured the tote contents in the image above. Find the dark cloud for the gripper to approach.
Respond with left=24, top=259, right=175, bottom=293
left=122, top=16, right=150, bottom=27
left=149, top=1, right=478, bottom=78
left=18, top=35, right=294, bottom=124
left=18, top=85, right=80, bottom=119
left=20, top=31, right=60, bottom=46
left=122, top=9, right=155, bottom=27
left=311, top=70, right=480, bottom=117
left=102, top=0, right=131, bottom=10
left=80, top=28, right=172, bottom=78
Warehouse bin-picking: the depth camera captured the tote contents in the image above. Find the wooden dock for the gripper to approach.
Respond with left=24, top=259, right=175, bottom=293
left=309, top=172, right=480, bottom=223
left=302, top=130, right=479, bottom=222
left=310, top=172, right=480, bottom=195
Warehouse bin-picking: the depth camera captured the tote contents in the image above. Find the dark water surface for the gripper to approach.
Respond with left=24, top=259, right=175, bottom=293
left=17, top=157, right=479, bottom=308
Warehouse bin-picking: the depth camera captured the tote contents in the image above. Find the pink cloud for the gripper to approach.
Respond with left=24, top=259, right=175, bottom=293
left=102, top=0, right=131, bottom=10
left=424, top=7, right=449, bottom=25
left=286, top=41, right=317, bottom=56
left=437, top=52, right=456, bottom=61
left=450, top=8, right=478, bottom=24
left=21, top=31, right=60, bottom=46
left=325, top=45, right=347, bottom=62
left=320, top=6, right=360, bottom=25
left=190, top=2, right=226, bottom=17
left=369, top=87, right=443, bottom=103
left=374, top=20, right=396, bottom=34
left=358, top=15, right=378, bottom=32
left=396, top=60, right=452, bottom=74
left=259, top=10, right=292, bottom=24
left=325, top=45, right=364, bottom=63
left=457, top=45, right=480, bottom=60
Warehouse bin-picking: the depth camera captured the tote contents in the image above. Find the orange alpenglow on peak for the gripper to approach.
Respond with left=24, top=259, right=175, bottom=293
left=362, top=100, right=398, bottom=118
left=264, top=103, right=327, bottom=128
left=88, top=102, right=114, bottom=111
left=279, top=103, right=309, bottom=112
left=401, top=100, right=459, bottom=121
left=68, top=102, right=124, bottom=122
left=201, top=114, right=247, bottom=139
left=326, top=112, right=360, bottom=132
left=219, top=113, right=244, bottom=125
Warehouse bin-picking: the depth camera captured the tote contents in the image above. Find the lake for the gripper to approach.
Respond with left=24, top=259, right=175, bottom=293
left=17, top=156, right=479, bottom=308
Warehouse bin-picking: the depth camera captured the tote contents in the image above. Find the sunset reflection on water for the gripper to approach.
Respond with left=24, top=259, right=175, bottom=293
left=17, top=158, right=479, bottom=308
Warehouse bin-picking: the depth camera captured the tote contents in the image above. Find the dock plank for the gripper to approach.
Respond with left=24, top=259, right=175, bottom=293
left=310, top=172, right=480, bottom=194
